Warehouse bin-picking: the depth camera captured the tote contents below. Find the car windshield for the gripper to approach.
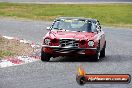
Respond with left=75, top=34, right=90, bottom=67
left=52, top=19, right=95, bottom=32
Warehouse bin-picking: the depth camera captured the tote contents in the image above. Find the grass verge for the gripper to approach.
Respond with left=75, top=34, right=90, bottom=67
left=0, top=2, right=132, bottom=27
left=0, top=36, right=33, bottom=59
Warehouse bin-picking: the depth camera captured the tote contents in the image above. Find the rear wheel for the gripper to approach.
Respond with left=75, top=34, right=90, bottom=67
left=41, top=50, right=51, bottom=62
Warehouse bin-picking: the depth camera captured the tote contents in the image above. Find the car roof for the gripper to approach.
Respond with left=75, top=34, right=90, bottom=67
left=56, top=17, right=98, bottom=23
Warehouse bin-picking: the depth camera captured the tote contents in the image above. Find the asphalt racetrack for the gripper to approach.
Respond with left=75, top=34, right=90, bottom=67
left=0, top=18, right=132, bottom=88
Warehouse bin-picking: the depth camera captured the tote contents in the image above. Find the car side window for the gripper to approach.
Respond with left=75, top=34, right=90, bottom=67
left=91, top=22, right=97, bottom=32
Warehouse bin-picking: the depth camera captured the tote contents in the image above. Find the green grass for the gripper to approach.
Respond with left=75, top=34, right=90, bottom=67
left=0, top=2, right=132, bottom=27
left=0, top=37, right=14, bottom=58
left=0, top=50, right=14, bottom=58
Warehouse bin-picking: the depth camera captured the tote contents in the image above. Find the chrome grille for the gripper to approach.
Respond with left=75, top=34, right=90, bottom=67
left=59, top=39, right=79, bottom=47
left=53, top=48, right=78, bottom=53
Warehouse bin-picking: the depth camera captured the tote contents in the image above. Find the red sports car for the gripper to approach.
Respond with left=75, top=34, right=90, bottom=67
left=41, top=17, right=106, bottom=61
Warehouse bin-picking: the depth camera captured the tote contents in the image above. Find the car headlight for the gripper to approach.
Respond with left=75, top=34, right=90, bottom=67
left=88, top=41, right=94, bottom=47
left=44, top=38, right=51, bottom=45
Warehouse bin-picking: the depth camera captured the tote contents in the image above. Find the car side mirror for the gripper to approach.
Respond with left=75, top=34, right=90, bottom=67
left=46, top=27, right=52, bottom=30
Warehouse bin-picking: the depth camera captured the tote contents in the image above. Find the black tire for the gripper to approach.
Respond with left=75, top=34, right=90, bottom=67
left=100, top=42, right=106, bottom=58
left=92, top=42, right=101, bottom=61
left=41, top=50, right=51, bottom=62
left=92, top=51, right=100, bottom=62
left=100, top=47, right=105, bottom=58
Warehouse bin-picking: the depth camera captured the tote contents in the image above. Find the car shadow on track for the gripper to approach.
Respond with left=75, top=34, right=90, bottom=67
left=49, top=56, right=105, bottom=62
left=48, top=54, right=131, bottom=62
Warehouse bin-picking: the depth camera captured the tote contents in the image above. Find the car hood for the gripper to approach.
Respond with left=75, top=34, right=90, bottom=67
left=47, top=30, right=96, bottom=40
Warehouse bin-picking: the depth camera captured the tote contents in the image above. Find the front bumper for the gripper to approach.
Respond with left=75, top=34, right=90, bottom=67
left=42, top=45, right=97, bottom=55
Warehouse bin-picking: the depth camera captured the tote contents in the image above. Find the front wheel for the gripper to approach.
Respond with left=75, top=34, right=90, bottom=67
left=92, top=51, right=100, bottom=62
left=100, top=47, right=105, bottom=58
left=41, top=50, right=51, bottom=62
